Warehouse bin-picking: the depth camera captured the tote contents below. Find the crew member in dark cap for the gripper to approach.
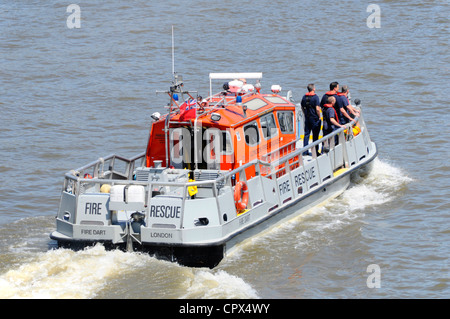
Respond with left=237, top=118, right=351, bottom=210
left=301, top=83, right=321, bottom=155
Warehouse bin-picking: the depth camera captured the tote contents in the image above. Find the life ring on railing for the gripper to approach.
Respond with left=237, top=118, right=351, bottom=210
left=234, top=181, right=249, bottom=212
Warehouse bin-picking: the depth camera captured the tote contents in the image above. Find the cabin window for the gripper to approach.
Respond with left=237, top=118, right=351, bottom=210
left=222, top=130, right=233, bottom=155
left=265, top=96, right=290, bottom=104
left=245, top=98, right=268, bottom=111
left=244, top=121, right=260, bottom=146
left=277, top=111, right=294, bottom=134
left=169, top=127, right=192, bottom=169
left=260, top=113, right=278, bottom=139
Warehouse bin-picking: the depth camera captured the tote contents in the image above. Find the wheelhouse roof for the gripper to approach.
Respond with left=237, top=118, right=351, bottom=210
left=170, top=93, right=295, bottom=129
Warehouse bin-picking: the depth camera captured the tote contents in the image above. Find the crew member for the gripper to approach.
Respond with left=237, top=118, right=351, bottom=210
left=301, top=83, right=321, bottom=155
left=338, top=85, right=360, bottom=124
left=322, top=96, right=345, bottom=148
left=321, top=82, right=345, bottom=124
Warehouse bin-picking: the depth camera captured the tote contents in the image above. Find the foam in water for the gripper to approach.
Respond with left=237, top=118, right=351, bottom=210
left=0, top=244, right=151, bottom=299
left=353, top=158, right=413, bottom=191
left=292, top=158, right=413, bottom=248
left=0, top=243, right=259, bottom=299
left=307, top=158, right=413, bottom=216
left=181, top=269, right=259, bottom=299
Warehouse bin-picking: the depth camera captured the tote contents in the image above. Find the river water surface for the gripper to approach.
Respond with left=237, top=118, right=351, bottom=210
left=0, top=0, right=448, bottom=299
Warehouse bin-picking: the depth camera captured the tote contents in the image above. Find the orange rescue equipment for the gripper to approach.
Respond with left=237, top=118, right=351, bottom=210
left=344, top=125, right=361, bottom=137
left=234, top=181, right=249, bottom=212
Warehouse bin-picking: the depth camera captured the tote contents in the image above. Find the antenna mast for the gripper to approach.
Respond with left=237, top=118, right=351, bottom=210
left=172, top=25, right=175, bottom=77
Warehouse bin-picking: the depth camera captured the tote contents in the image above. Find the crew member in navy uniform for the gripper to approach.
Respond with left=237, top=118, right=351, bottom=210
left=337, top=85, right=360, bottom=124
left=322, top=96, right=345, bottom=149
left=301, top=83, right=322, bottom=155
left=321, top=81, right=346, bottom=124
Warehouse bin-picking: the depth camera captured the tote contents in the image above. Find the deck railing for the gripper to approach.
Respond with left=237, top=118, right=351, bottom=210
left=63, top=152, right=146, bottom=196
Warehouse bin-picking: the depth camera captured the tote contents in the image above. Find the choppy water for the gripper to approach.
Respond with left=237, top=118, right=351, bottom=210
left=0, top=0, right=448, bottom=299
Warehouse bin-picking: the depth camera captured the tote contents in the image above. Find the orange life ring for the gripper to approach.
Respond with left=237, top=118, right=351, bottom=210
left=234, top=181, right=249, bottom=212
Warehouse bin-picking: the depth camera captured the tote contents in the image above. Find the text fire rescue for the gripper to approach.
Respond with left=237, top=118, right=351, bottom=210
left=150, top=205, right=181, bottom=218
left=278, top=165, right=317, bottom=195
left=85, top=202, right=102, bottom=215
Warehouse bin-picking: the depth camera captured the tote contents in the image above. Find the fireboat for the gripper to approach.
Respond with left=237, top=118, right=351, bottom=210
left=50, top=72, right=377, bottom=268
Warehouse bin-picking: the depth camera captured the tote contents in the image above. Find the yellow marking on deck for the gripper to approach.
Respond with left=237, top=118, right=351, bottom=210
left=333, top=167, right=348, bottom=177
left=237, top=209, right=250, bottom=216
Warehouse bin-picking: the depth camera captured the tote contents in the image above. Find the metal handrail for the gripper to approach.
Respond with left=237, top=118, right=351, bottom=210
left=66, top=152, right=146, bottom=179
left=277, top=116, right=360, bottom=165
left=66, top=115, right=361, bottom=189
